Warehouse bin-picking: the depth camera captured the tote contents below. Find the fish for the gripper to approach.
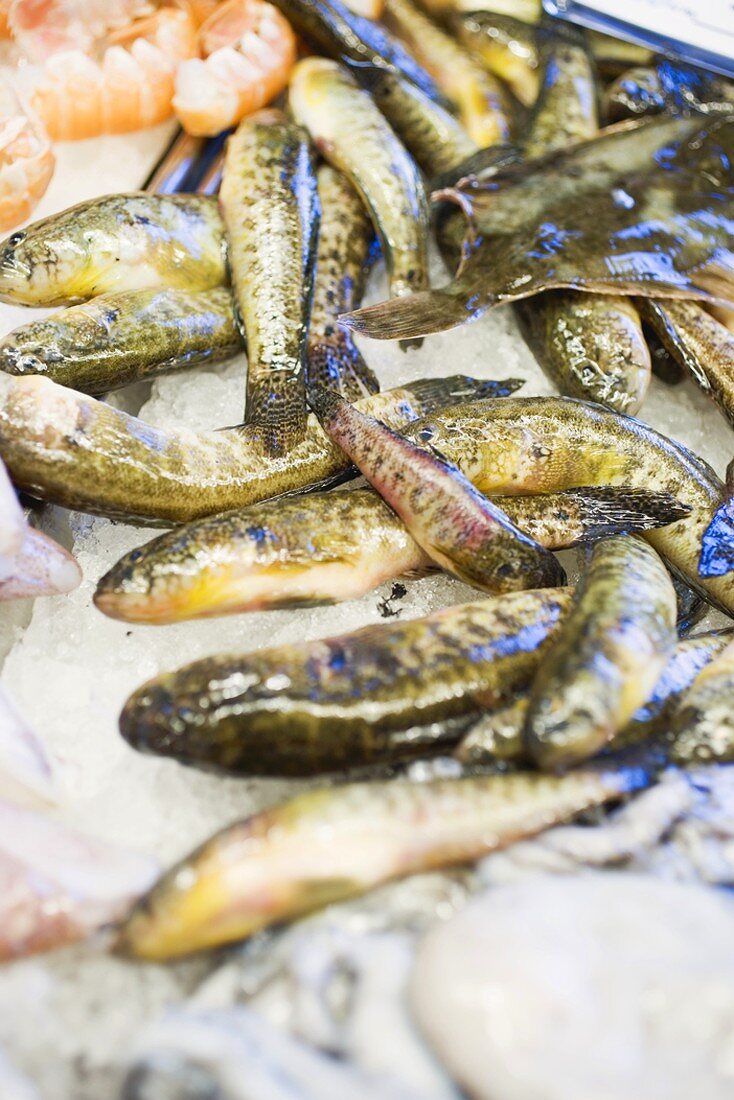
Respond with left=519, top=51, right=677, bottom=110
left=699, top=459, right=734, bottom=578
left=670, top=638, right=734, bottom=764
left=144, top=128, right=206, bottom=194
left=348, top=62, right=477, bottom=178
left=456, top=628, right=734, bottom=767
left=220, top=110, right=319, bottom=456
left=0, top=192, right=227, bottom=306
left=382, top=0, right=511, bottom=146
left=670, top=572, right=707, bottom=635
left=0, top=372, right=509, bottom=524
left=341, top=114, right=734, bottom=342
left=605, top=59, right=734, bottom=124
left=0, top=797, right=157, bottom=960
left=290, top=58, right=429, bottom=351
left=117, top=761, right=649, bottom=959
left=523, top=536, right=677, bottom=769
left=522, top=16, right=598, bottom=160
left=405, top=395, right=734, bottom=613
left=119, top=588, right=573, bottom=776
left=308, top=384, right=566, bottom=593
left=0, top=287, right=240, bottom=395
left=307, top=165, right=379, bottom=401
left=0, top=685, right=58, bottom=808
left=452, top=11, right=539, bottom=107
left=94, top=485, right=689, bottom=625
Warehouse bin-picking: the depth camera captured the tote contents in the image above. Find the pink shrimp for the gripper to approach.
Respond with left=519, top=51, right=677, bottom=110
left=7, top=0, right=156, bottom=61
left=173, top=0, right=296, bottom=136
left=29, top=5, right=199, bottom=140
left=0, top=80, right=53, bottom=230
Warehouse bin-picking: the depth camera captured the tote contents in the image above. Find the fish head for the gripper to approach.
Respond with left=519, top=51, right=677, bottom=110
left=0, top=229, right=35, bottom=301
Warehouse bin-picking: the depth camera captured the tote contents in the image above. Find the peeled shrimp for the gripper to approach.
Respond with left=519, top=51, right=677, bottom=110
left=30, top=6, right=198, bottom=140
left=7, top=0, right=155, bottom=61
left=0, top=80, right=53, bottom=230
left=173, top=0, right=296, bottom=136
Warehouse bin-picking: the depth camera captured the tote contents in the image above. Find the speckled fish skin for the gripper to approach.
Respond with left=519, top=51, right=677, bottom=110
left=220, top=111, right=319, bottom=457
left=94, top=484, right=688, bottom=625
left=383, top=0, right=511, bottom=147
left=523, top=536, right=677, bottom=769
left=118, top=761, right=648, bottom=959
left=452, top=11, right=539, bottom=107
left=0, top=193, right=227, bottom=306
left=349, top=62, right=477, bottom=178
left=671, top=639, right=734, bottom=764
left=605, top=59, right=734, bottom=124
left=0, top=373, right=516, bottom=524
left=407, top=396, right=734, bottom=613
left=0, top=287, right=240, bottom=395
left=341, top=114, right=734, bottom=341
left=308, top=166, right=378, bottom=402
left=290, top=59, right=429, bottom=351
left=309, top=384, right=566, bottom=593
left=456, top=629, right=734, bottom=766
left=522, top=16, right=598, bottom=159
left=119, top=588, right=573, bottom=776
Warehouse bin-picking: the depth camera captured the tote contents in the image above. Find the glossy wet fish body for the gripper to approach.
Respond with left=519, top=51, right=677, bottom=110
left=0, top=287, right=239, bottom=395
left=523, top=17, right=597, bottom=158
left=671, top=573, right=707, bottom=635
left=406, top=395, right=734, bottom=614
left=0, top=193, right=226, bottom=306
left=605, top=59, right=734, bottom=123
left=119, top=588, right=573, bottom=776
left=0, top=373, right=514, bottom=524
left=308, top=166, right=378, bottom=401
left=453, top=11, right=539, bottom=107
left=221, top=111, right=319, bottom=456
left=671, top=639, right=734, bottom=764
left=523, top=536, right=677, bottom=769
left=95, top=484, right=688, bottom=624
left=342, top=114, right=734, bottom=341
left=118, top=760, right=647, bottom=959
left=290, top=59, right=429, bottom=350
left=309, top=384, right=565, bottom=593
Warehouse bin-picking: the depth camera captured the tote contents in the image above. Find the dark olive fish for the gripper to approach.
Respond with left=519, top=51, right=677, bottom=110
left=452, top=11, right=539, bottom=107
left=119, top=588, right=573, bottom=776
left=0, top=287, right=240, bottom=395
left=522, top=16, right=598, bottom=158
left=307, top=166, right=378, bottom=401
left=670, top=639, right=734, bottom=764
left=0, top=373, right=511, bottom=524
left=95, top=484, right=688, bottom=625
left=342, top=115, right=734, bottom=341
left=0, top=193, right=227, bottom=306
left=605, top=59, right=734, bottom=124
left=118, top=760, right=648, bottom=960
left=523, top=536, right=677, bottom=769
left=220, top=110, right=319, bottom=456
left=308, top=384, right=566, bottom=593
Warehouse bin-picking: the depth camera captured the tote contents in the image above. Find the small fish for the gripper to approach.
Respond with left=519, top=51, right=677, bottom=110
left=0, top=686, right=58, bottom=808
left=341, top=115, right=734, bottom=341
left=0, top=287, right=240, bottom=395
left=0, top=523, right=81, bottom=601
left=119, top=588, right=573, bottom=776
left=349, top=62, right=477, bottom=178
left=117, top=761, right=648, bottom=959
left=0, top=192, right=227, bottom=306
left=0, top=798, right=157, bottom=960
left=407, top=395, right=734, bottom=614
left=0, top=372, right=505, bottom=524
left=452, top=11, right=539, bottom=107
left=699, top=459, right=734, bottom=578
left=95, top=484, right=688, bottom=625
left=290, top=58, right=429, bottom=351
left=670, top=639, right=734, bottom=764
left=308, top=384, right=566, bottom=593
left=220, top=110, right=319, bottom=456
left=383, top=0, right=511, bottom=146
left=308, top=165, right=379, bottom=401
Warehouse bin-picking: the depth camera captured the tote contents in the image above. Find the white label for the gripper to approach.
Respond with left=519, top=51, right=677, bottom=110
left=577, top=0, right=734, bottom=57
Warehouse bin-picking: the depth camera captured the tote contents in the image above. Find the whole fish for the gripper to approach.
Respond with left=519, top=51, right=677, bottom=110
left=0, top=193, right=227, bottom=306
left=290, top=58, right=429, bottom=351
left=341, top=115, right=734, bottom=341
left=308, top=384, right=566, bottom=592
left=308, top=166, right=379, bottom=401
left=349, top=62, right=477, bottom=178
left=0, top=798, right=157, bottom=960
left=0, top=287, right=240, bottom=395
left=119, top=588, right=573, bottom=776
left=118, top=762, right=648, bottom=959
left=640, top=299, right=734, bottom=428
left=457, top=628, right=734, bottom=766
left=405, top=395, right=734, bottom=614
left=0, top=686, right=58, bottom=808
left=95, top=485, right=688, bottom=625
left=220, top=110, right=319, bottom=456
left=523, top=536, right=677, bottom=768
left=452, top=11, right=539, bottom=107
left=269, top=0, right=445, bottom=104
left=671, top=639, right=734, bottom=764
left=0, top=372, right=509, bottom=524
left=383, top=0, right=511, bottom=146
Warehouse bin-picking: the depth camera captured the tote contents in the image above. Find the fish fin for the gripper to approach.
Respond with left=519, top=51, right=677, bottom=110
left=699, top=499, right=734, bottom=577
left=339, top=285, right=484, bottom=342
left=571, top=486, right=692, bottom=540
left=245, top=375, right=308, bottom=458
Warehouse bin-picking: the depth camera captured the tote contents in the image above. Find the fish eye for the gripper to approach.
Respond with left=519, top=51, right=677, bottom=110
left=7, top=232, right=25, bottom=247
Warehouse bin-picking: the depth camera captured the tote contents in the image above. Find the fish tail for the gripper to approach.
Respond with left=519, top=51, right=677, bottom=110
left=405, top=374, right=525, bottom=411
left=307, top=338, right=380, bottom=401
left=245, top=373, right=308, bottom=458
left=572, top=486, right=693, bottom=539
left=339, top=284, right=481, bottom=342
